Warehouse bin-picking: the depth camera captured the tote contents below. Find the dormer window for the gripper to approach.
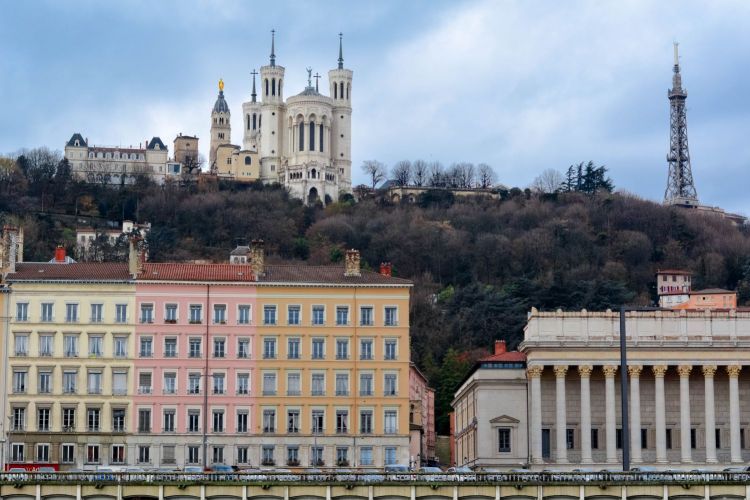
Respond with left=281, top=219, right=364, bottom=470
left=74, top=140, right=80, bottom=147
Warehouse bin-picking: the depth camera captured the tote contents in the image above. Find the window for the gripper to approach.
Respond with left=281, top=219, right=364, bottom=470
left=189, top=338, right=201, bottom=358
left=336, top=410, right=349, bottom=434
left=37, top=408, right=50, bottom=431
left=189, top=373, right=201, bottom=394
left=111, top=444, right=126, bottom=464
left=39, top=334, right=53, bottom=356
left=237, top=411, right=249, bottom=433
left=309, top=121, right=315, bottom=151
left=137, top=409, right=150, bottom=432
left=263, top=305, right=277, bottom=325
left=189, top=304, right=202, bottom=323
left=237, top=446, right=249, bottom=464
left=62, top=408, right=76, bottom=430
left=287, top=372, right=301, bottom=396
left=741, top=429, right=745, bottom=449
left=385, top=447, right=397, bottom=466
left=41, top=302, right=53, bottom=322
left=114, top=336, right=127, bottom=358
left=64, top=335, right=78, bottom=357
left=312, top=338, right=325, bottom=359
left=115, top=304, right=127, bottom=323
left=16, top=302, right=28, bottom=321
left=11, top=444, right=24, bottom=462
left=188, top=410, right=200, bottom=432
left=566, top=429, right=575, bottom=450
left=262, top=445, right=275, bottom=465
left=263, top=338, right=277, bottom=359
left=263, top=373, right=276, bottom=395
left=336, top=306, right=349, bottom=325
left=61, top=444, right=75, bottom=464
left=716, top=428, right=722, bottom=449
left=163, top=410, right=175, bottom=432
left=384, top=374, right=398, bottom=395
left=311, top=446, right=324, bottom=466
left=63, top=370, right=77, bottom=394
left=213, top=373, right=225, bottom=394
left=164, top=338, right=177, bottom=357
left=163, top=372, right=176, bottom=394
left=186, top=445, right=200, bottom=464
left=320, top=123, right=324, bottom=152
left=641, top=428, right=648, bottom=449
left=336, top=373, right=349, bottom=396
left=384, top=307, right=398, bottom=326
left=336, top=339, right=349, bottom=359
left=237, top=373, right=250, bottom=395
left=87, top=370, right=102, bottom=394
left=336, top=447, right=349, bottom=465
left=360, top=373, right=373, bottom=396
left=238, top=338, right=250, bottom=358
left=360, top=410, right=373, bottom=434
left=138, top=372, right=152, bottom=394
left=112, top=408, right=126, bottom=432
left=287, top=409, right=300, bottom=433
left=263, top=409, right=276, bottom=433
left=312, top=373, right=325, bottom=395
left=140, top=337, right=153, bottom=357
left=385, top=340, right=397, bottom=360
left=213, top=305, right=227, bottom=324
left=213, top=338, right=226, bottom=358
left=12, top=370, right=26, bottom=393
left=238, top=305, right=251, bottom=324
left=88, top=408, right=101, bottom=432
left=384, top=410, right=397, bottom=434
left=35, top=443, right=50, bottom=462
left=287, top=446, right=299, bottom=465
left=89, top=335, right=103, bottom=357
left=14, top=334, right=28, bottom=356
left=212, top=446, right=224, bottom=464
left=288, top=338, right=300, bottom=359
left=591, top=428, right=599, bottom=449
left=360, top=306, right=373, bottom=326
left=616, top=428, right=623, bottom=449
left=298, top=121, right=305, bottom=151
left=86, top=445, right=100, bottom=464
left=38, top=371, right=52, bottom=394
left=65, top=303, right=78, bottom=322
left=360, top=447, right=373, bottom=466
left=312, top=305, right=325, bottom=325
left=140, top=304, right=154, bottom=323
left=165, top=304, right=178, bottom=322
left=312, top=410, right=324, bottom=434
left=288, top=305, right=300, bottom=325
left=360, top=339, right=373, bottom=360
left=691, top=428, right=697, bottom=449
left=88, top=303, right=103, bottom=323
left=138, top=446, right=150, bottom=464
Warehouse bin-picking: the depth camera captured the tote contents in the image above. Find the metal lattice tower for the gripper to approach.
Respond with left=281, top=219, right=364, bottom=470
left=664, top=42, right=699, bottom=206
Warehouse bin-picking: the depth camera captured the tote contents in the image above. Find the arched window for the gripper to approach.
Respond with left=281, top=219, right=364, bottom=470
left=298, top=121, right=305, bottom=151
left=339, top=82, right=344, bottom=99
left=259, top=115, right=262, bottom=129
left=244, top=156, right=251, bottom=165
left=247, top=115, right=251, bottom=130
left=334, top=84, right=338, bottom=99
left=309, top=121, right=315, bottom=151
left=319, top=124, right=324, bottom=152
left=252, top=113, right=257, bottom=130
left=265, top=78, right=269, bottom=96
left=272, top=78, right=276, bottom=96
left=347, top=83, right=350, bottom=99
left=278, top=79, right=282, bottom=96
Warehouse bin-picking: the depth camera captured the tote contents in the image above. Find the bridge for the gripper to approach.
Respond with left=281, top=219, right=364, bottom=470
left=2, top=472, right=750, bottom=500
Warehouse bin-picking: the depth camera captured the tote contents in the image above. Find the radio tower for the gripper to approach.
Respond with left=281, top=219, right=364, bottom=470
left=664, top=42, right=699, bottom=207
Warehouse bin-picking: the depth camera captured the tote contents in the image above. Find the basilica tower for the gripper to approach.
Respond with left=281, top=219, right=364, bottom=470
left=242, top=69, right=262, bottom=152
left=209, top=79, right=231, bottom=170
left=259, top=30, right=285, bottom=181
left=328, top=33, right=353, bottom=193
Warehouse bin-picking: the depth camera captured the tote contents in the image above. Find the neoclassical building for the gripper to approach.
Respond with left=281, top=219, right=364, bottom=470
left=209, top=32, right=352, bottom=204
left=454, top=308, right=750, bottom=470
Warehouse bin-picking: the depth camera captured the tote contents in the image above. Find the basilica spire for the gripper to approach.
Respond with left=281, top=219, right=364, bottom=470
left=250, top=69, right=258, bottom=103
left=338, top=32, right=344, bottom=69
left=270, top=29, right=276, bottom=67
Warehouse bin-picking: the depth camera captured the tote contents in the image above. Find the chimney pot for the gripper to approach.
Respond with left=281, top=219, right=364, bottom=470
left=54, top=245, right=66, bottom=263
left=250, top=239, right=265, bottom=277
left=379, top=262, right=392, bottom=277
left=494, top=340, right=506, bottom=355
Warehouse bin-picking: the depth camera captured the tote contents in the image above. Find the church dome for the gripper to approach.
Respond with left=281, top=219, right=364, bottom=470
left=213, top=90, right=230, bottom=114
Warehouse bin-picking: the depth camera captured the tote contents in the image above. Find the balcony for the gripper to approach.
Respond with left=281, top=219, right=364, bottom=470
left=138, top=387, right=153, bottom=395
left=237, top=389, right=249, bottom=395
left=139, top=352, right=153, bottom=358
left=140, top=318, right=154, bottom=324
left=14, top=350, right=28, bottom=357
left=65, top=317, right=79, bottom=323
left=90, top=317, right=103, bottom=324
left=164, top=319, right=177, bottom=324
left=213, top=319, right=227, bottom=325
left=39, top=351, right=52, bottom=357
left=163, top=388, right=177, bottom=395
left=189, top=319, right=203, bottom=325
left=311, top=390, right=325, bottom=396
left=287, top=390, right=301, bottom=396
left=262, top=390, right=277, bottom=396
left=88, top=388, right=102, bottom=395
left=360, top=390, right=373, bottom=397
left=336, top=390, right=350, bottom=396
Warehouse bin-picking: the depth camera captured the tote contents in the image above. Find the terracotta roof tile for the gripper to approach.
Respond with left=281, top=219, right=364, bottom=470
left=138, top=263, right=256, bottom=282
left=7, top=263, right=131, bottom=282
left=479, top=351, right=527, bottom=363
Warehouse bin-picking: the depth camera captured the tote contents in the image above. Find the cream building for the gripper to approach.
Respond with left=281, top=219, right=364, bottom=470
left=209, top=32, right=353, bottom=204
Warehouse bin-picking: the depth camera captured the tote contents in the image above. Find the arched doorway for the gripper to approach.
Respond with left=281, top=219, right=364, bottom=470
left=308, top=187, right=319, bottom=204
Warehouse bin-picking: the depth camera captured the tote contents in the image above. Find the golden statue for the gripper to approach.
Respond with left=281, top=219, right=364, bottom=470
left=219, top=78, right=224, bottom=92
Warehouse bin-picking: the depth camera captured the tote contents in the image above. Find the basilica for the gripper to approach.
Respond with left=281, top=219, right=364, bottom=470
left=210, top=32, right=353, bottom=205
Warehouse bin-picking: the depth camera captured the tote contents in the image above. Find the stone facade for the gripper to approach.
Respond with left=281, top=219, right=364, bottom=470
left=408, top=363, right=435, bottom=466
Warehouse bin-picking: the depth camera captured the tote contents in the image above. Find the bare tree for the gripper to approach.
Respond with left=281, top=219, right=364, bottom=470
left=477, top=163, right=496, bottom=188
left=361, top=160, right=386, bottom=189
left=412, top=159, right=428, bottom=186
left=459, top=162, right=476, bottom=188
left=428, top=161, right=444, bottom=187
left=391, top=160, right=412, bottom=186
left=531, top=168, right=564, bottom=193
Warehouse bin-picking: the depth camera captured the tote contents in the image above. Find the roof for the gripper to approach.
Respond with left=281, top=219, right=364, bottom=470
left=297, top=86, right=322, bottom=97
left=6, top=263, right=131, bottom=282
left=138, top=263, right=255, bottom=282
left=656, top=269, right=692, bottom=275
left=66, top=133, right=87, bottom=147
left=213, top=90, right=230, bottom=113
left=478, top=350, right=527, bottom=363
left=175, top=135, right=198, bottom=140
left=230, top=246, right=250, bottom=256
left=259, top=264, right=412, bottom=285
left=147, top=137, right=167, bottom=151
left=690, top=288, right=736, bottom=295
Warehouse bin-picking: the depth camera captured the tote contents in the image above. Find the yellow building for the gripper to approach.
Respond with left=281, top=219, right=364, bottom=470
left=215, top=143, right=260, bottom=182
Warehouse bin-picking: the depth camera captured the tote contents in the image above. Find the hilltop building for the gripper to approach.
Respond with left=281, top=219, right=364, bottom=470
left=209, top=32, right=353, bottom=205
left=657, top=269, right=737, bottom=310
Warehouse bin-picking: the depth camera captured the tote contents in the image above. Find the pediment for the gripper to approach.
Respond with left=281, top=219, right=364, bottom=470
left=490, top=414, right=520, bottom=424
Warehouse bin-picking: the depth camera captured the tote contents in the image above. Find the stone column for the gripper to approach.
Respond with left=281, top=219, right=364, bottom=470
left=652, top=365, right=668, bottom=464
left=528, top=365, right=544, bottom=464
left=702, top=365, right=717, bottom=464
left=554, top=365, right=569, bottom=463
left=727, top=365, right=742, bottom=463
left=678, top=365, right=693, bottom=463
left=578, top=365, right=593, bottom=464
left=603, top=365, right=618, bottom=463
left=628, top=365, right=643, bottom=463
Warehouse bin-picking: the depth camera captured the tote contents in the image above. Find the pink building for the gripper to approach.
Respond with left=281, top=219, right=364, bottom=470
left=409, top=363, right=436, bottom=466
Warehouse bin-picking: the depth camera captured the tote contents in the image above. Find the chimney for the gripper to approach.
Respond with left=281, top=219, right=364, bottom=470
left=345, top=249, right=361, bottom=277
left=128, top=236, right=144, bottom=278
left=379, top=262, right=392, bottom=277
left=54, top=245, right=66, bottom=263
left=494, top=340, right=507, bottom=355
left=1, top=225, right=22, bottom=275
left=250, top=239, right=265, bottom=277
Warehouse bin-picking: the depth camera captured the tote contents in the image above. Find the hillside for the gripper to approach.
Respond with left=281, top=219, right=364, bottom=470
left=3, top=152, right=750, bottom=433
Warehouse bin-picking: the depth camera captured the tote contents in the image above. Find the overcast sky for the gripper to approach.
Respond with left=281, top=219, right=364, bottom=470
left=2, top=1, right=749, bottom=214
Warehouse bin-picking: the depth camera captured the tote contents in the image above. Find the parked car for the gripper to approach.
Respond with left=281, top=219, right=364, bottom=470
left=418, top=466, right=446, bottom=481
left=182, top=466, right=204, bottom=480
left=385, top=464, right=414, bottom=481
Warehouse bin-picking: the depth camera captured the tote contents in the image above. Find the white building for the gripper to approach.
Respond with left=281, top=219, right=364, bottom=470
left=209, top=32, right=352, bottom=204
